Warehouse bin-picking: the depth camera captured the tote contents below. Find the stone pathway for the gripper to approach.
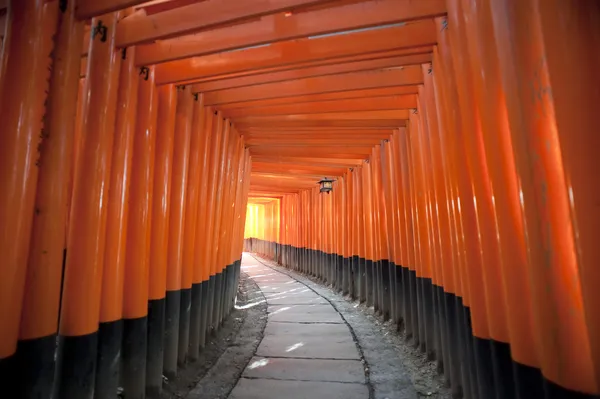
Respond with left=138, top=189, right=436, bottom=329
left=229, top=254, right=370, bottom=399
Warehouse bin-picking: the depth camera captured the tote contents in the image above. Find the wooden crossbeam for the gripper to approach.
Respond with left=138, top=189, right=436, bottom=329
left=134, top=0, right=446, bottom=64
left=221, top=86, right=419, bottom=110
left=116, top=0, right=339, bottom=46
left=155, top=20, right=436, bottom=82
left=204, top=67, right=422, bottom=105
left=224, top=95, right=416, bottom=118
left=76, top=0, right=148, bottom=19
left=194, top=54, right=431, bottom=93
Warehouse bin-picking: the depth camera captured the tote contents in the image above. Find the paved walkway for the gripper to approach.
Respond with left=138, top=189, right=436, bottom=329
left=229, top=254, right=370, bottom=399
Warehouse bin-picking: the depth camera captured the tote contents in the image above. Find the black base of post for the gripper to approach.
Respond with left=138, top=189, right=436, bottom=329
left=189, top=283, right=202, bottom=360
left=55, top=332, right=98, bottom=399
left=389, top=262, right=397, bottom=325
left=122, top=316, right=147, bottom=399
left=213, top=272, right=223, bottom=333
left=200, top=280, right=209, bottom=348
left=147, top=298, right=165, bottom=398
left=95, top=320, right=123, bottom=399
left=351, top=255, right=360, bottom=300
left=163, top=290, right=181, bottom=378
left=14, top=333, right=59, bottom=399
left=206, top=276, right=215, bottom=336
left=358, top=257, right=366, bottom=303
left=178, top=287, right=191, bottom=365
left=380, top=259, right=391, bottom=321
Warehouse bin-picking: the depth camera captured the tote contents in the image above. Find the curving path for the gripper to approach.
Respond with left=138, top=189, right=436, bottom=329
left=229, top=254, right=370, bottom=399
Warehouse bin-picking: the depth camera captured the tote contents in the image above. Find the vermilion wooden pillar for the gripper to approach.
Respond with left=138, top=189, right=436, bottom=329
left=164, top=85, right=193, bottom=376
left=0, top=2, right=58, bottom=392
left=490, top=0, right=599, bottom=396
left=201, top=112, right=224, bottom=340
left=435, top=17, right=495, bottom=398
left=209, top=118, right=231, bottom=333
left=147, top=84, right=177, bottom=398
left=15, top=1, right=82, bottom=396
left=56, top=11, right=121, bottom=399
left=534, top=0, right=600, bottom=395
left=176, top=92, right=199, bottom=364
left=462, top=1, right=544, bottom=397
left=190, top=101, right=212, bottom=359
left=95, top=43, right=138, bottom=399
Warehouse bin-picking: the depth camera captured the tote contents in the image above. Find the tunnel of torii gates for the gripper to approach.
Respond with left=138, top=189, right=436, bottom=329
left=0, top=0, right=598, bottom=398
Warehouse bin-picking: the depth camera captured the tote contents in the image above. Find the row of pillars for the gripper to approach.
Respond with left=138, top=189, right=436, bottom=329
left=247, top=0, right=600, bottom=398
left=0, top=2, right=251, bottom=398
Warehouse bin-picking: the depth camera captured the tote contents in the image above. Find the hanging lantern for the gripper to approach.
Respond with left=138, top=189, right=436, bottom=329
left=318, top=177, right=335, bottom=194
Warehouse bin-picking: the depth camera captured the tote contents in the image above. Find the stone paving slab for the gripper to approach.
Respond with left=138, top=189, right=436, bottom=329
left=267, top=304, right=343, bottom=323
left=255, top=283, right=304, bottom=293
left=257, top=325, right=359, bottom=359
left=263, top=288, right=314, bottom=298
left=229, top=378, right=369, bottom=399
left=243, top=357, right=365, bottom=383
left=265, top=294, right=328, bottom=306
left=263, top=321, right=351, bottom=337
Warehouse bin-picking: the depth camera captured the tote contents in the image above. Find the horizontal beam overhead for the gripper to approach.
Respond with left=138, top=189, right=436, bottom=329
left=194, top=53, right=431, bottom=93
left=252, top=163, right=348, bottom=175
left=204, top=67, right=423, bottom=105
left=243, top=127, right=393, bottom=133
left=249, top=146, right=373, bottom=158
left=235, top=109, right=409, bottom=122
left=134, top=0, right=446, bottom=65
left=154, top=20, right=436, bottom=82
left=220, top=86, right=419, bottom=110
left=251, top=156, right=364, bottom=167
left=116, top=0, right=339, bottom=47
left=179, top=48, right=428, bottom=87
left=75, top=0, right=148, bottom=19
left=236, top=119, right=407, bottom=128
left=224, top=95, right=416, bottom=117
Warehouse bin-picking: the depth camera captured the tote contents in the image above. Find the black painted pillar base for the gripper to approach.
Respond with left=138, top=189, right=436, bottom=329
left=147, top=298, right=165, bottom=398
left=213, top=272, right=223, bottom=333
left=351, top=255, right=359, bottom=300
left=358, top=257, right=366, bottom=303
left=342, top=257, right=350, bottom=296
left=389, top=262, right=398, bottom=325
left=421, top=278, right=435, bottom=358
left=374, top=260, right=381, bottom=313
left=178, top=288, right=192, bottom=365
left=122, top=316, right=147, bottom=399
left=408, top=269, right=419, bottom=343
left=55, top=332, right=98, bottom=399
left=14, top=333, right=59, bottom=399
left=491, top=340, right=516, bottom=399
left=199, top=280, right=209, bottom=349
left=395, top=265, right=405, bottom=328
left=163, top=290, right=181, bottom=379
left=189, top=283, right=202, bottom=360
left=95, top=320, right=123, bottom=399
left=337, top=255, right=344, bottom=293
left=220, top=265, right=230, bottom=322
left=206, top=275, right=215, bottom=336
left=365, top=259, right=374, bottom=308
left=380, top=259, right=391, bottom=321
